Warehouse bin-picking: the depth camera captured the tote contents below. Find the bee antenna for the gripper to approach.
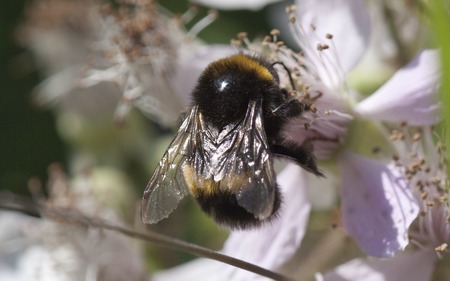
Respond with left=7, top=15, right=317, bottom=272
left=271, top=61, right=296, bottom=91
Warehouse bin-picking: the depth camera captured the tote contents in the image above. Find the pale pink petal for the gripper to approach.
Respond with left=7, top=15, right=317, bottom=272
left=282, top=90, right=354, bottom=160
left=355, top=49, right=441, bottom=125
left=296, top=0, right=371, bottom=77
left=304, top=167, right=338, bottom=210
left=221, top=163, right=311, bottom=280
left=338, top=151, right=419, bottom=258
left=174, top=45, right=236, bottom=106
left=191, top=0, right=282, bottom=11
left=322, top=250, right=437, bottom=281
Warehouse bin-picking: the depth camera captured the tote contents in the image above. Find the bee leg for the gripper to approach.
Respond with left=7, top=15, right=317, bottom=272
left=271, top=142, right=324, bottom=177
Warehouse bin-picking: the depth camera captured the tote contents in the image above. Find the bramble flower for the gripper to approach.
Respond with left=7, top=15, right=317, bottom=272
left=18, top=0, right=229, bottom=180
left=78, top=0, right=190, bottom=126
left=20, top=0, right=218, bottom=126
left=258, top=1, right=440, bottom=259
left=322, top=126, right=449, bottom=281
left=0, top=164, right=147, bottom=281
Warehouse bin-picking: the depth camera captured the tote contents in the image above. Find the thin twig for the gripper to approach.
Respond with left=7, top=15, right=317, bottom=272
left=0, top=194, right=298, bottom=281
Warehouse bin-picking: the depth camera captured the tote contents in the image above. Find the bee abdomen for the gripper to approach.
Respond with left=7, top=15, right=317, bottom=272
left=194, top=188, right=281, bottom=230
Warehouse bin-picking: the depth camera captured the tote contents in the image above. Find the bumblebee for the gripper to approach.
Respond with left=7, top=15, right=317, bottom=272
left=141, top=54, right=322, bottom=229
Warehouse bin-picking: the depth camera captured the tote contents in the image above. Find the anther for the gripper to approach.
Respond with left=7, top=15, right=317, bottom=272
left=421, top=192, right=428, bottom=200
left=412, top=133, right=421, bottom=141
left=317, top=44, right=329, bottom=51
left=285, top=5, right=297, bottom=14
left=230, top=39, right=241, bottom=47
left=237, top=32, right=248, bottom=40
left=270, top=29, right=280, bottom=36
left=435, top=243, right=448, bottom=252
left=289, top=15, right=296, bottom=24
left=439, top=195, right=448, bottom=203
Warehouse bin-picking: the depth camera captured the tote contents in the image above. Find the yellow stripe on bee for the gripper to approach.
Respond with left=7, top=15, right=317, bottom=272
left=183, top=165, right=218, bottom=197
left=182, top=164, right=251, bottom=196
left=212, top=54, right=274, bottom=82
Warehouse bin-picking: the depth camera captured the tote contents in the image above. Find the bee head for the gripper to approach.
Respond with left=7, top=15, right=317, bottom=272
left=192, top=54, right=280, bottom=129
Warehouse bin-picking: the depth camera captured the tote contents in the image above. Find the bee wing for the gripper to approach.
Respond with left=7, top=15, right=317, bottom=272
left=214, top=99, right=277, bottom=220
left=141, top=106, right=201, bottom=224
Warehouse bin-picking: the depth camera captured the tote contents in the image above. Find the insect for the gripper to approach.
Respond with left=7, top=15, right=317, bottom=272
left=141, top=54, right=323, bottom=229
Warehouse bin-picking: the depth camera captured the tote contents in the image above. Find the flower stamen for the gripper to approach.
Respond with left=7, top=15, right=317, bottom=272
left=390, top=125, right=449, bottom=253
left=187, top=9, right=218, bottom=38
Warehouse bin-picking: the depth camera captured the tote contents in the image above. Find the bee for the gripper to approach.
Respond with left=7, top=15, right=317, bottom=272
left=141, top=54, right=323, bottom=229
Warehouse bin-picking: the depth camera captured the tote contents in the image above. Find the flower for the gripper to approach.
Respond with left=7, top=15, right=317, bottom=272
left=322, top=126, right=449, bottom=281
left=20, top=0, right=218, bottom=126
left=0, top=164, right=147, bottom=281
left=267, top=0, right=439, bottom=259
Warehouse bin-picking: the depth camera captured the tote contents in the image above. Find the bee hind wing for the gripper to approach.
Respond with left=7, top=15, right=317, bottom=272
left=141, top=107, right=200, bottom=224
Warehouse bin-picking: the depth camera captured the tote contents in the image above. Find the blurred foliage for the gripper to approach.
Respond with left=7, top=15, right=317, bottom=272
left=0, top=0, right=66, bottom=194
left=428, top=0, right=450, bottom=177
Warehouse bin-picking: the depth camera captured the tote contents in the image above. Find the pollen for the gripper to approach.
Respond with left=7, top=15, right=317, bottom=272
left=387, top=125, right=449, bottom=250
left=421, top=191, right=428, bottom=200
left=435, top=243, right=448, bottom=252
left=426, top=200, right=434, bottom=207
left=317, top=44, right=329, bottom=51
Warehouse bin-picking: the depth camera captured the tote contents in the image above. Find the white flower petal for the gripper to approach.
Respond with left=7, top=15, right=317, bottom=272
left=305, top=167, right=338, bottom=210
left=296, top=0, right=371, bottom=77
left=355, top=49, right=441, bottom=125
left=282, top=90, right=354, bottom=160
left=190, top=0, right=282, bottom=11
left=322, top=250, right=437, bottom=281
left=338, top=151, right=419, bottom=258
